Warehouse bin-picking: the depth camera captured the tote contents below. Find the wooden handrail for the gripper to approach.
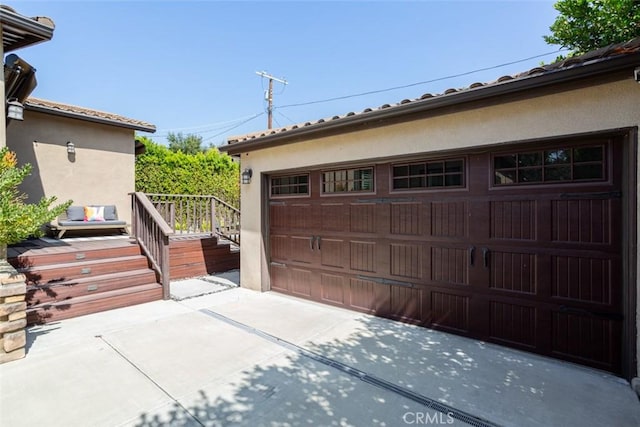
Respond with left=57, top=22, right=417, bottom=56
left=130, top=192, right=174, bottom=299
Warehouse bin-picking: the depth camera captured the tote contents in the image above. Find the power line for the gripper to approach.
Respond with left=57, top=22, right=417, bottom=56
left=152, top=112, right=265, bottom=138
left=155, top=113, right=263, bottom=133
left=202, top=112, right=265, bottom=144
left=278, top=49, right=568, bottom=109
left=275, top=109, right=296, bottom=125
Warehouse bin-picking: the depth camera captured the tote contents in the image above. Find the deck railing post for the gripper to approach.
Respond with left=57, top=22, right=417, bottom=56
left=161, top=235, right=170, bottom=300
left=210, top=197, right=216, bottom=236
left=170, top=202, right=176, bottom=231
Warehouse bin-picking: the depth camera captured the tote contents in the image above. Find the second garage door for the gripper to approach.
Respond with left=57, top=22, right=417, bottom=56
left=268, top=135, right=624, bottom=374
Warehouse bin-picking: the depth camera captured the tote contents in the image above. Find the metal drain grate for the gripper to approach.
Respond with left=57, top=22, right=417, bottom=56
left=199, top=308, right=501, bottom=427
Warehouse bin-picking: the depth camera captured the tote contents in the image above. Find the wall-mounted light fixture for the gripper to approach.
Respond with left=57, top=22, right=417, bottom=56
left=7, top=98, right=24, bottom=121
left=241, top=168, right=253, bottom=184
left=66, top=141, right=75, bottom=154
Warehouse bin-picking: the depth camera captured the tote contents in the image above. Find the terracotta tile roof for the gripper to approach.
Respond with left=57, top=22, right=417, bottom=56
left=227, top=37, right=640, bottom=146
left=25, top=97, right=156, bottom=133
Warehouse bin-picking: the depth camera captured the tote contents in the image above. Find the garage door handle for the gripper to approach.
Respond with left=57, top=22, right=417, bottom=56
left=469, top=246, right=475, bottom=266
left=482, top=248, right=490, bottom=268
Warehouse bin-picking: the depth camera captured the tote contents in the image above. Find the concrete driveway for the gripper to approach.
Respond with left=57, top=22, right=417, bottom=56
left=1, top=285, right=639, bottom=427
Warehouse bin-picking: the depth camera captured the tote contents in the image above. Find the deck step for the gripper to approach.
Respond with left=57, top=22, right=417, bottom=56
left=18, top=255, right=150, bottom=284
left=27, top=283, right=163, bottom=324
left=27, top=269, right=158, bottom=305
left=9, top=241, right=142, bottom=268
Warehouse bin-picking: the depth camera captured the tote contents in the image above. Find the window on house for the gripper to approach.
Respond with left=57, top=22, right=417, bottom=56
left=322, top=167, right=374, bottom=193
left=392, top=159, right=464, bottom=190
left=493, top=145, right=605, bottom=185
left=271, top=174, right=310, bottom=196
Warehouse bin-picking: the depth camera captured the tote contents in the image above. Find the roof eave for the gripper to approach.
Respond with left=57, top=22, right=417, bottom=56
left=1, top=7, right=55, bottom=53
left=25, top=103, right=157, bottom=133
left=221, top=52, right=640, bottom=155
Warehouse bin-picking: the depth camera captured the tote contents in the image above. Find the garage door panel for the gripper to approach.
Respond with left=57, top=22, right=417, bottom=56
left=489, top=251, right=537, bottom=295
left=390, top=202, right=422, bottom=235
left=490, top=200, right=536, bottom=240
left=321, top=203, right=349, bottom=232
left=551, top=311, right=620, bottom=371
left=550, top=255, right=614, bottom=305
left=390, top=243, right=423, bottom=279
left=320, top=238, right=346, bottom=268
left=349, top=203, right=376, bottom=233
left=429, top=246, right=469, bottom=286
left=270, top=235, right=289, bottom=261
left=389, top=285, right=423, bottom=324
left=269, top=203, right=288, bottom=229
left=290, top=236, right=314, bottom=263
left=321, top=273, right=345, bottom=305
left=290, top=268, right=313, bottom=297
left=270, top=263, right=289, bottom=293
left=429, top=201, right=467, bottom=238
left=551, top=199, right=614, bottom=244
left=349, top=277, right=382, bottom=313
left=349, top=240, right=377, bottom=273
left=430, top=291, right=470, bottom=333
left=289, top=203, right=317, bottom=229
left=489, top=301, right=537, bottom=348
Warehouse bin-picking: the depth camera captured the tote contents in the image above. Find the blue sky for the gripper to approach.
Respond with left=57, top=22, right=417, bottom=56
left=7, top=1, right=561, bottom=147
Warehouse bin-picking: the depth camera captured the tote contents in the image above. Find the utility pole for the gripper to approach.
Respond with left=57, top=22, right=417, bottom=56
left=256, top=71, right=287, bottom=129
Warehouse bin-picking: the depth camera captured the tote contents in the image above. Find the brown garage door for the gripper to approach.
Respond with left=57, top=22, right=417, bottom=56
left=269, top=135, right=624, bottom=374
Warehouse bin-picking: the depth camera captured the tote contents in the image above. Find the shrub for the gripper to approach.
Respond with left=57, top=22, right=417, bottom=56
left=0, top=148, right=71, bottom=250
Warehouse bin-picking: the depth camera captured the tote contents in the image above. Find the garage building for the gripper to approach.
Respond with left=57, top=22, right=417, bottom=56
left=221, top=38, right=640, bottom=381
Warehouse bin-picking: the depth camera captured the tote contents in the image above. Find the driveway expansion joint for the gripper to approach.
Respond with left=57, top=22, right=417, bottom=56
left=95, top=334, right=206, bottom=427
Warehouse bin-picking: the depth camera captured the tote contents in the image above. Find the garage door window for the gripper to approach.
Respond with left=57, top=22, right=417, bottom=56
left=392, top=159, right=464, bottom=190
left=494, top=145, right=605, bottom=185
left=271, top=174, right=310, bottom=196
left=322, top=167, right=374, bottom=193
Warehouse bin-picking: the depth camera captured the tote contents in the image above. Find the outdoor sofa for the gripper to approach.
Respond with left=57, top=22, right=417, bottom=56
left=46, top=205, right=129, bottom=238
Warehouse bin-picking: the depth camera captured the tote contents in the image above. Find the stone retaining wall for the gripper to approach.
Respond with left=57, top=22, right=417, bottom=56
left=0, top=260, right=27, bottom=363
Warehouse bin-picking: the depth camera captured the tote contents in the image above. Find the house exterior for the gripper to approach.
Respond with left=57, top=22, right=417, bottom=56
left=7, top=98, right=155, bottom=225
left=222, top=38, right=640, bottom=382
left=2, top=5, right=155, bottom=225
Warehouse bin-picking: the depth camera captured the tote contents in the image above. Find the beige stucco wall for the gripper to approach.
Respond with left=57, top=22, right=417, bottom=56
left=6, top=110, right=135, bottom=224
left=237, top=76, right=640, bottom=375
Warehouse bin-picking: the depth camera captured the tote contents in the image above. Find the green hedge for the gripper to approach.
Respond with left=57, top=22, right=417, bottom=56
left=135, top=138, right=240, bottom=207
